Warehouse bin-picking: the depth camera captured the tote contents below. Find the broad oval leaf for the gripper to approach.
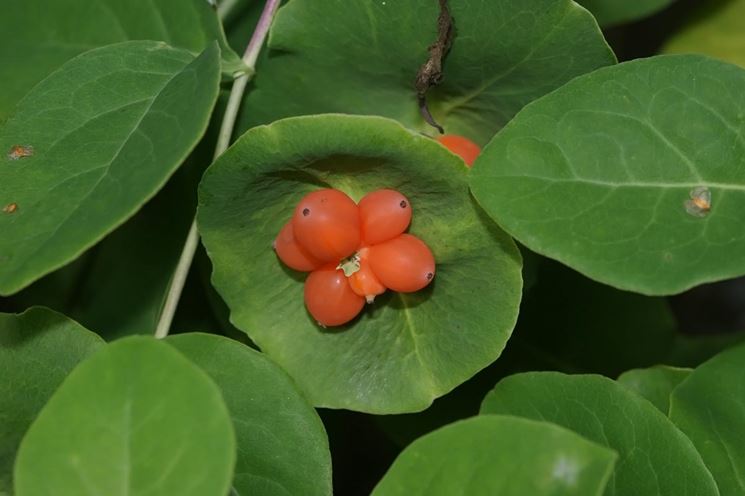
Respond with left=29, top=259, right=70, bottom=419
left=0, top=41, right=221, bottom=295
left=576, top=0, right=676, bottom=27
left=13, top=336, right=236, bottom=496
left=167, top=333, right=332, bottom=496
left=198, top=114, right=522, bottom=413
left=0, top=0, right=242, bottom=118
left=3, top=92, right=231, bottom=339
left=0, top=307, right=104, bottom=493
left=669, top=342, right=745, bottom=495
left=481, top=372, right=719, bottom=496
left=372, top=415, right=617, bottom=496
left=663, top=0, right=745, bottom=68
left=471, top=55, right=745, bottom=295
left=239, top=0, right=615, bottom=145
left=617, top=365, right=691, bottom=414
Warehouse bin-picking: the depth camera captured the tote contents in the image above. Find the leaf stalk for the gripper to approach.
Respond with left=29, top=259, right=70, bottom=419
left=154, top=0, right=281, bottom=339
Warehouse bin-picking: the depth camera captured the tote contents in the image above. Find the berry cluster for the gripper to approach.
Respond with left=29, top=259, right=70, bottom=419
left=273, top=188, right=435, bottom=327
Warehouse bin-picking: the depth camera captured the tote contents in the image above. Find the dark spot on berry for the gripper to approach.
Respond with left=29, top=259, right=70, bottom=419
left=400, top=200, right=407, bottom=208
left=426, top=272, right=434, bottom=280
left=302, top=208, right=310, bottom=216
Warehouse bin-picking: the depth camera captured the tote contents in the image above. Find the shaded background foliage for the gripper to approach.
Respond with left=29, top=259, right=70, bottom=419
left=2, top=0, right=745, bottom=495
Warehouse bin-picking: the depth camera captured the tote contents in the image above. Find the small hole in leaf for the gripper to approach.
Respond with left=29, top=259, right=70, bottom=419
left=7, top=145, right=33, bottom=161
left=684, top=186, right=711, bottom=218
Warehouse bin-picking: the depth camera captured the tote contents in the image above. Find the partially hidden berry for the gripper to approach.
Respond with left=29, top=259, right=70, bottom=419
left=437, top=134, right=481, bottom=166
left=273, top=221, right=322, bottom=272
left=348, top=247, right=387, bottom=303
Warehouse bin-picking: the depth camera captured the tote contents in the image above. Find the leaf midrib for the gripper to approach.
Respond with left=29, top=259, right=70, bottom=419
left=397, top=292, right=438, bottom=393
left=492, top=174, right=745, bottom=192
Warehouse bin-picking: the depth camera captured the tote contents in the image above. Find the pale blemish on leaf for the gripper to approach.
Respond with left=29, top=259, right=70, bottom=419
left=146, top=41, right=170, bottom=51
left=2, top=203, right=18, bottom=214
left=552, top=456, right=579, bottom=486
left=7, top=145, right=33, bottom=160
left=685, top=186, right=711, bottom=218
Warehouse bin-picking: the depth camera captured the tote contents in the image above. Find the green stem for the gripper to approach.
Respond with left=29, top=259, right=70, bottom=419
left=154, top=0, right=281, bottom=339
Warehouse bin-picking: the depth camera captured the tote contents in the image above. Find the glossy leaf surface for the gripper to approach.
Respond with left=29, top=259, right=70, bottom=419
left=0, top=41, right=220, bottom=295
left=168, top=333, right=332, bottom=496
left=481, top=372, right=719, bottom=496
left=670, top=342, right=745, bottom=496
left=0, top=308, right=104, bottom=493
left=372, top=415, right=616, bottom=496
left=0, top=0, right=241, bottom=118
left=617, top=365, right=691, bottom=413
left=14, top=337, right=235, bottom=496
left=239, top=0, right=615, bottom=144
left=471, top=55, right=745, bottom=294
left=198, top=114, right=522, bottom=413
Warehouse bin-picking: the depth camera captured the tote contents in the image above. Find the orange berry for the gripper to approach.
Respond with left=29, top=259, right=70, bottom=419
left=437, top=134, right=481, bottom=166
left=358, top=189, right=412, bottom=245
left=304, top=265, right=365, bottom=326
left=273, top=222, right=322, bottom=272
left=348, top=247, right=387, bottom=303
left=292, top=189, right=361, bottom=262
left=368, top=234, right=435, bottom=293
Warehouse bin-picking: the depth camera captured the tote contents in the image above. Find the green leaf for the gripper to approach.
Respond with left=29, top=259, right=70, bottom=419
left=13, top=336, right=236, bottom=496
left=663, top=0, right=745, bottom=68
left=481, top=372, right=719, bottom=496
left=669, top=342, right=745, bottom=495
left=239, top=0, right=615, bottom=145
left=575, top=0, right=676, bottom=27
left=0, top=41, right=221, bottom=296
left=617, top=365, right=691, bottom=414
left=167, top=333, right=331, bottom=496
left=0, top=0, right=242, bottom=118
left=470, top=55, right=745, bottom=295
left=198, top=114, right=522, bottom=413
left=2, top=89, right=231, bottom=339
left=372, top=415, right=616, bottom=496
left=0, top=307, right=104, bottom=493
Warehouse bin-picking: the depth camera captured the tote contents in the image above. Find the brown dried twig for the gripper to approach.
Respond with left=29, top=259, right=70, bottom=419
left=415, top=0, right=454, bottom=134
